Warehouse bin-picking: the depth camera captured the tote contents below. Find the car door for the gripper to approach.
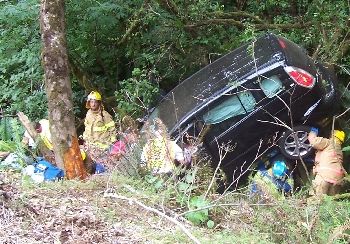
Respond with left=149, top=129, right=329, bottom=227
left=201, top=68, right=293, bottom=182
left=200, top=87, right=268, bottom=172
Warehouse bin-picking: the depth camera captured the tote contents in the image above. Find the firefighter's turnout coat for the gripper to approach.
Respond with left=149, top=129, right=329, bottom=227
left=308, top=134, right=346, bottom=195
left=83, top=109, right=117, bottom=149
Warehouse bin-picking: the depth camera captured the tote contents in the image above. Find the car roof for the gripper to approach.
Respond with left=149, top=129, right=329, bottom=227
left=152, top=33, right=288, bottom=133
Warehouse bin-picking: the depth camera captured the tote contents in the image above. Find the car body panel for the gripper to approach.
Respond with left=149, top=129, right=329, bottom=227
left=148, top=33, right=338, bottom=182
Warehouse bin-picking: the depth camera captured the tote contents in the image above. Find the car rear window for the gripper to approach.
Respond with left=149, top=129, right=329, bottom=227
left=203, top=91, right=256, bottom=124
left=259, top=75, right=284, bottom=98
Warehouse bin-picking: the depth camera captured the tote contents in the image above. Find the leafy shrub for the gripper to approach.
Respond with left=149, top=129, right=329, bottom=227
left=115, top=68, right=159, bottom=118
left=185, top=195, right=210, bottom=225
left=0, top=0, right=47, bottom=120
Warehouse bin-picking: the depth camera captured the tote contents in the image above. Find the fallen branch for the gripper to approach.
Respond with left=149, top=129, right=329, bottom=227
left=328, top=219, right=350, bottom=243
left=17, top=112, right=55, bottom=164
left=17, top=112, right=38, bottom=140
left=104, top=192, right=200, bottom=244
left=179, top=202, right=275, bottom=217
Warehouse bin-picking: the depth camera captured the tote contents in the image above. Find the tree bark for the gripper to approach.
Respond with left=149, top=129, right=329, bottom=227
left=40, top=0, right=87, bottom=179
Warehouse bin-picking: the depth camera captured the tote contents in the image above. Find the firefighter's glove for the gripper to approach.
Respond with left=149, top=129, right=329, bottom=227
left=310, top=127, right=319, bottom=135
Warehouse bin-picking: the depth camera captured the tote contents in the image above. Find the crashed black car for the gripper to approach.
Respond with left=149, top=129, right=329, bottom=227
left=149, top=33, right=338, bottom=183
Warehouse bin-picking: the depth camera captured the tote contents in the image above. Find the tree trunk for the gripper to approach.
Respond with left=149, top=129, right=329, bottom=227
left=40, top=0, right=87, bottom=180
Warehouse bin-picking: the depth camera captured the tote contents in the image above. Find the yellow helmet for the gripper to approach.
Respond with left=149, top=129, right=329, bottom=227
left=334, top=130, right=345, bottom=143
left=86, top=91, right=102, bottom=108
left=80, top=149, right=86, bottom=161
left=87, top=91, right=102, bottom=101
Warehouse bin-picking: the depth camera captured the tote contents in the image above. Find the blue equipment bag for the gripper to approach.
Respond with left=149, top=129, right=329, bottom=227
left=94, top=163, right=106, bottom=174
left=34, top=158, right=64, bottom=181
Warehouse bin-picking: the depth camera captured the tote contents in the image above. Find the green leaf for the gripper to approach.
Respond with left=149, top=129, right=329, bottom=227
left=154, top=179, right=163, bottom=189
left=185, top=172, right=195, bottom=183
left=178, top=182, right=190, bottom=192
left=185, top=211, right=209, bottom=225
left=185, top=195, right=210, bottom=225
left=342, top=146, right=350, bottom=152
left=207, top=220, right=215, bottom=229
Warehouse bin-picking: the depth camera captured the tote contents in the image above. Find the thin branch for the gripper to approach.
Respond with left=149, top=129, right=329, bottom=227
left=210, top=11, right=265, bottom=24
left=185, top=19, right=311, bottom=30
left=117, top=0, right=149, bottom=46
left=104, top=193, right=201, bottom=244
left=335, top=107, right=350, bottom=119
left=155, top=0, right=179, bottom=16
left=178, top=202, right=275, bottom=217
left=204, top=139, right=227, bottom=199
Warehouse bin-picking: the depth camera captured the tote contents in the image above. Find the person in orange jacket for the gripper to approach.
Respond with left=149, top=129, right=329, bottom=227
left=308, top=128, right=347, bottom=196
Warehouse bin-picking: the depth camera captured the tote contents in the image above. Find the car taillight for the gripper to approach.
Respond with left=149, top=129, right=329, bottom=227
left=284, top=66, right=315, bottom=88
left=278, top=39, right=286, bottom=49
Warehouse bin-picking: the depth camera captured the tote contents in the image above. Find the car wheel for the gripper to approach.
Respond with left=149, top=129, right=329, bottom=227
left=278, top=125, right=314, bottom=160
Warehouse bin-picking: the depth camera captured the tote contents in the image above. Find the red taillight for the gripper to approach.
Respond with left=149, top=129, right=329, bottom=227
left=284, top=66, right=315, bottom=88
left=278, top=39, right=286, bottom=49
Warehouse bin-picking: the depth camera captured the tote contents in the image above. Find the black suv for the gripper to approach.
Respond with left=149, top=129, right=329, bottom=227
left=148, top=33, right=338, bottom=182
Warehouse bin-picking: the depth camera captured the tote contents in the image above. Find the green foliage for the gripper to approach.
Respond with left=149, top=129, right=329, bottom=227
left=342, top=146, right=350, bottom=152
left=0, top=140, right=16, bottom=152
left=0, top=0, right=47, bottom=120
left=315, top=197, right=350, bottom=243
left=141, top=162, right=217, bottom=226
left=115, top=68, right=159, bottom=117
left=185, top=195, right=210, bottom=225
left=2, top=0, right=350, bottom=123
left=0, top=117, right=24, bottom=142
left=145, top=174, right=164, bottom=190
left=207, top=219, right=215, bottom=229
left=0, top=117, right=29, bottom=168
left=0, top=117, right=12, bottom=141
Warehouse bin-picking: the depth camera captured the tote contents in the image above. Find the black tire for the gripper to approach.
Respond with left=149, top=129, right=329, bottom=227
left=278, top=125, right=314, bottom=160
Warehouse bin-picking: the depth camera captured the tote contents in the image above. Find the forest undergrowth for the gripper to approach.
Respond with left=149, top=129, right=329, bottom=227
left=1, top=147, right=350, bottom=243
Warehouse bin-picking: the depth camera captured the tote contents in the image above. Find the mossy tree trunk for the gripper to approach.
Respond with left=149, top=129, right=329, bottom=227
left=40, top=0, right=87, bottom=180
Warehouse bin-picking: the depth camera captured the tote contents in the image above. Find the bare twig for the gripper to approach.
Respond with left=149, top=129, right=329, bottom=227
left=204, top=139, right=228, bottom=199
left=327, top=219, right=350, bottom=243
left=217, top=134, right=280, bottom=201
left=335, top=107, right=350, bottom=119
left=178, top=202, right=275, bottom=217
left=104, top=192, right=201, bottom=244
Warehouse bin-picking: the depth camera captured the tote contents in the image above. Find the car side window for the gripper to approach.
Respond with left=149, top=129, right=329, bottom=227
left=259, top=75, right=284, bottom=98
left=203, top=91, right=256, bottom=125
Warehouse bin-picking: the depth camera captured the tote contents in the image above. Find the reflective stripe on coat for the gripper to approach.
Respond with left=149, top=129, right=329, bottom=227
left=308, top=135, right=346, bottom=184
left=83, top=109, right=117, bottom=149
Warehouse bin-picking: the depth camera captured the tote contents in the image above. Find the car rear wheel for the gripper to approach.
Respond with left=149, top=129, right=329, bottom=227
left=278, top=125, right=314, bottom=160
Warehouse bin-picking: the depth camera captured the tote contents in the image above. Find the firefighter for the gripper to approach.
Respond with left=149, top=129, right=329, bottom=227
left=35, top=119, right=53, bottom=150
left=23, top=119, right=92, bottom=170
left=308, top=128, right=347, bottom=196
left=251, top=159, right=293, bottom=201
left=83, top=91, right=117, bottom=150
left=22, top=119, right=53, bottom=150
